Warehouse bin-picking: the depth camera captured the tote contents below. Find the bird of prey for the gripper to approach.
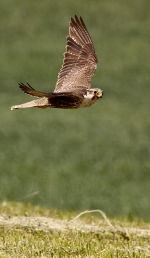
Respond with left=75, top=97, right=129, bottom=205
left=11, top=15, right=103, bottom=110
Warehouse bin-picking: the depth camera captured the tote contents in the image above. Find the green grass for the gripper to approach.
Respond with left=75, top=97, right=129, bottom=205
left=1, top=228, right=149, bottom=257
left=0, top=202, right=150, bottom=257
left=0, top=0, right=150, bottom=220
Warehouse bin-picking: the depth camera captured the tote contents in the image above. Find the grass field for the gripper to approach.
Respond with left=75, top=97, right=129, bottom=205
left=0, top=0, right=150, bottom=220
left=0, top=202, right=150, bottom=257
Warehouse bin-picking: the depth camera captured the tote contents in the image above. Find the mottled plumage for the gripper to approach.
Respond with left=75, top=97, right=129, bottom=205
left=11, top=15, right=103, bottom=110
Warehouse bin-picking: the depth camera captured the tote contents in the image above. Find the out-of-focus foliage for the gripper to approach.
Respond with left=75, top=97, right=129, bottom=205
left=0, top=0, right=149, bottom=219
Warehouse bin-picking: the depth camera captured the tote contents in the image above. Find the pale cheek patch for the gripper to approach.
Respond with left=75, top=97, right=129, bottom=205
left=84, top=92, right=94, bottom=99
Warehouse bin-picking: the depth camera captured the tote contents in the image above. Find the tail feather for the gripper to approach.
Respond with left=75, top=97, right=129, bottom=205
left=11, top=97, right=50, bottom=110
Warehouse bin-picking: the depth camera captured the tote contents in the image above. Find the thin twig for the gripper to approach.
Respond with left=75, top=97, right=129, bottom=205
left=20, top=191, right=40, bottom=201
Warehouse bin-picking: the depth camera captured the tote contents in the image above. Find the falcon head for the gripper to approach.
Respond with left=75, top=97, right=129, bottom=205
left=87, top=88, right=103, bottom=99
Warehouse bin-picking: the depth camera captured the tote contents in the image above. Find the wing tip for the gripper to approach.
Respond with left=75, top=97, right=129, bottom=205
left=71, top=14, right=83, bottom=26
left=18, top=82, right=33, bottom=90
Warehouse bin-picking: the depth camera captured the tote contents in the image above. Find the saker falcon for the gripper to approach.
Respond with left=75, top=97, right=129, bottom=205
left=11, top=15, right=103, bottom=110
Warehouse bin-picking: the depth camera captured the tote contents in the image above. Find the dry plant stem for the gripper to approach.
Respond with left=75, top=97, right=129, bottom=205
left=70, top=209, right=114, bottom=228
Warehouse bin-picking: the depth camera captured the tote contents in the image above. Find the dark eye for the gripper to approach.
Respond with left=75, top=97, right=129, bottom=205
left=94, top=91, right=97, bottom=94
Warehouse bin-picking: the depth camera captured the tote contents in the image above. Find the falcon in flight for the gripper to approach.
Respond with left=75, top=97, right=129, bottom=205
left=11, top=15, right=103, bottom=110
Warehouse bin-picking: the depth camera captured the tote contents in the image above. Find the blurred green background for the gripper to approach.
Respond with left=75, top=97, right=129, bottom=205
left=0, top=0, right=150, bottom=219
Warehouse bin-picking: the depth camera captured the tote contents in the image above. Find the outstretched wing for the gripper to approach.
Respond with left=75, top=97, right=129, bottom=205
left=54, top=15, right=98, bottom=93
left=18, top=83, right=51, bottom=98
left=19, top=82, right=84, bottom=106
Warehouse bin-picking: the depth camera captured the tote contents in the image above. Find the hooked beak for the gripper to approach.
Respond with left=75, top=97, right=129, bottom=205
left=96, top=90, right=103, bottom=98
